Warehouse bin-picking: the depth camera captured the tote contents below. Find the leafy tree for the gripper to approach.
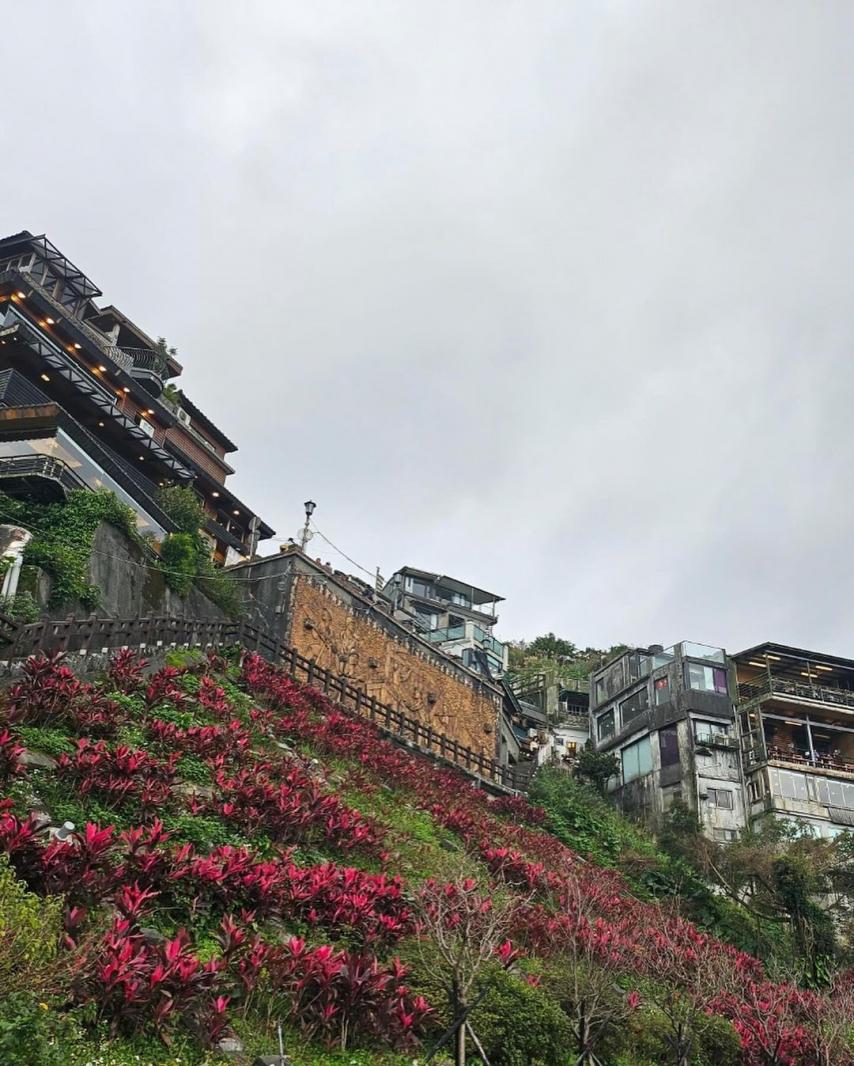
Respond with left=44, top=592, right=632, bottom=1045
left=574, top=744, right=619, bottom=797
left=526, top=633, right=578, bottom=660
left=155, top=485, right=206, bottom=537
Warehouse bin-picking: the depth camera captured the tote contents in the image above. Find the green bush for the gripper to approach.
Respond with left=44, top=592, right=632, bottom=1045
left=15, top=488, right=140, bottom=608
left=2, top=590, right=41, bottom=622
left=467, top=967, right=573, bottom=1066
left=0, top=993, right=79, bottom=1066
left=159, top=533, right=199, bottom=596
left=0, top=854, right=64, bottom=997
left=155, top=485, right=207, bottom=536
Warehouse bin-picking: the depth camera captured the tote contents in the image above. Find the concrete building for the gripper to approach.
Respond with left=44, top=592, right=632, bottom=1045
left=733, top=643, right=854, bottom=839
left=0, top=230, right=273, bottom=562
left=590, top=642, right=746, bottom=841
left=383, top=567, right=508, bottom=678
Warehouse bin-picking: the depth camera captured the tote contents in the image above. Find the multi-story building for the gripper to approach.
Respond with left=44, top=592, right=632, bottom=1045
left=0, top=231, right=272, bottom=562
left=590, top=641, right=746, bottom=841
left=733, top=643, right=854, bottom=839
left=383, top=566, right=508, bottom=677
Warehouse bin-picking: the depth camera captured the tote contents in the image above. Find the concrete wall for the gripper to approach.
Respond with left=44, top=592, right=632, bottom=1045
left=231, top=550, right=504, bottom=757
left=21, top=520, right=227, bottom=622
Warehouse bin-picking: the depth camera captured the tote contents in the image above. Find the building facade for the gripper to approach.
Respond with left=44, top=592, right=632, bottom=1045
left=590, top=642, right=746, bottom=841
left=383, top=566, right=508, bottom=678
left=734, top=643, right=854, bottom=839
left=0, top=231, right=272, bottom=562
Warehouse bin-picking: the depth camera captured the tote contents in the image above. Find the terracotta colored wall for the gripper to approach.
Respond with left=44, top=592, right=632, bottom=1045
left=163, top=427, right=230, bottom=483
left=287, top=576, right=502, bottom=756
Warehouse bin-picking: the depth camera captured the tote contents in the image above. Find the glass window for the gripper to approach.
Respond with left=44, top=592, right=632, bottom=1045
left=686, top=663, right=729, bottom=694
left=707, top=788, right=734, bottom=809
left=714, top=828, right=738, bottom=841
left=620, top=687, right=649, bottom=726
left=778, top=772, right=808, bottom=802
left=597, top=710, right=615, bottom=741
left=628, top=652, right=651, bottom=681
left=653, top=676, right=670, bottom=706
left=659, top=725, right=680, bottom=767
left=694, top=720, right=730, bottom=742
left=0, top=431, right=167, bottom=538
left=622, top=736, right=652, bottom=782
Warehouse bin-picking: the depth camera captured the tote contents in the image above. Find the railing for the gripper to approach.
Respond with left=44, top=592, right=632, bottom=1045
left=738, top=674, right=854, bottom=711
left=106, top=347, right=169, bottom=379
left=0, top=614, right=520, bottom=792
left=0, top=454, right=87, bottom=496
left=426, top=625, right=466, bottom=643
left=103, top=346, right=135, bottom=372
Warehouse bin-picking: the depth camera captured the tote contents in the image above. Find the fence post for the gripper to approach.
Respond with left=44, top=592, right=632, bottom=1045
left=307, top=659, right=316, bottom=687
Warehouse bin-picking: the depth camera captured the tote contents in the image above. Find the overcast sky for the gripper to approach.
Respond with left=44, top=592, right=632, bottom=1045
left=3, top=2, right=854, bottom=654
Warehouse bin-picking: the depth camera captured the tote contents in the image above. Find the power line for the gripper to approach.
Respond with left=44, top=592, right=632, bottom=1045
left=308, top=522, right=378, bottom=581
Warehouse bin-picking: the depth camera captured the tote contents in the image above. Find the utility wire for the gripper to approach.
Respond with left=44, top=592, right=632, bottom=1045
left=308, top=522, right=379, bottom=581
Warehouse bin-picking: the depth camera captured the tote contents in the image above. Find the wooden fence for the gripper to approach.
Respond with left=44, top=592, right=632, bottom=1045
left=0, top=613, right=521, bottom=792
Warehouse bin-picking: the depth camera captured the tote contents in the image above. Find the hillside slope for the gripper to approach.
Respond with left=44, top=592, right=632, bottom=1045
left=0, top=647, right=851, bottom=1065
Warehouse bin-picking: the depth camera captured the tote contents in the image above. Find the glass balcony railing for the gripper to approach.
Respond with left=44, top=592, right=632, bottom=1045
left=424, top=623, right=505, bottom=661
left=679, top=642, right=726, bottom=664
left=426, top=625, right=466, bottom=643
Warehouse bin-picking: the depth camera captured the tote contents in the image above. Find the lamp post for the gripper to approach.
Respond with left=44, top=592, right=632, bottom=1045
left=300, top=500, right=316, bottom=550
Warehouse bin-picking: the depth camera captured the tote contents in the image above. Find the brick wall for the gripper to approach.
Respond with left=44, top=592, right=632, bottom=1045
left=286, top=574, right=502, bottom=756
left=163, top=427, right=230, bottom=482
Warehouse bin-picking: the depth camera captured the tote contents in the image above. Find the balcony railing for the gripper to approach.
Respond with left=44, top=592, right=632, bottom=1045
left=0, top=454, right=86, bottom=498
left=425, top=623, right=506, bottom=659
left=738, top=674, right=854, bottom=711
left=104, top=346, right=168, bottom=385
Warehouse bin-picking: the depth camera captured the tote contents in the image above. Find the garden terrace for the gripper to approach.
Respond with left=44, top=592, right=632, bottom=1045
left=0, top=644, right=851, bottom=1063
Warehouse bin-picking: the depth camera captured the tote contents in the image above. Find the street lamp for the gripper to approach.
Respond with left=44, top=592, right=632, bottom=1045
left=300, top=500, right=316, bottom=550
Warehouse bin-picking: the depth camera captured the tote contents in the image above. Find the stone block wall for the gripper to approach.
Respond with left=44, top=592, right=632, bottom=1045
left=232, top=551, right=504, bottom=757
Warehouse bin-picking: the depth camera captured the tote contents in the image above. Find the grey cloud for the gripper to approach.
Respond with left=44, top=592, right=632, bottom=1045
left=2, top=1, right=854, bottom=655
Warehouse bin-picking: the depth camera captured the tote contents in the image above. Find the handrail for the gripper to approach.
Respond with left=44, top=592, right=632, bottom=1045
left=0, top=614, right=520, bottom=792
left=0, top=454, right=88, bottom=494
left=738, top=674, right=854, bottom=711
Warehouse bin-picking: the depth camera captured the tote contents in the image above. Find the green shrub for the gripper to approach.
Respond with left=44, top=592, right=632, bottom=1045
left=14, top=726, right=75, bottom=758
left=155, top=485, right=207, bottom=535
left=0, top=854, right=64, bottom=997
left=2, top=590, right=41, bottom=622
left=0, top=993, right=79, bottom=1066
left=159, top=533, right=198, bottom=596
left=467, top=967, right=573, bottom=1066
left=16, top=488, right=140, bottom=608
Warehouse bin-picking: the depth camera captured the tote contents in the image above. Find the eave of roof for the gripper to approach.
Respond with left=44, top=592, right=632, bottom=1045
left=90, top=305, right=183, bottom=377
left=392, top=565, right=504, bottom=605
left=176, top=390, right=238, bottom=453
left=733, top=641, right=854, bottom=672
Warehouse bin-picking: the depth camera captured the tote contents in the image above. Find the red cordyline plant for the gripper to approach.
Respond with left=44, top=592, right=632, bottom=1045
left=206, top=763, right=383, bottom=852
left=56, top=739, right=179, bottom=812
left=0, top=728, right=24, bottom=783
left=146, top=718, right=250, bottom=761
left=228, top=931, right=431, bottom=1051
left=3, top=651, right=81, bottom=725
left=71, top=915, right=229, bottom=1045
left=106, top=648, right=148, bottom=694
left=145, top=666, right=189, bottom=709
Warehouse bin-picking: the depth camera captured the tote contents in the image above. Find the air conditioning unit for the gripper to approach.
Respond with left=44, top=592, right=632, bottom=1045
left=176, top=407, right=191, bottom=427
